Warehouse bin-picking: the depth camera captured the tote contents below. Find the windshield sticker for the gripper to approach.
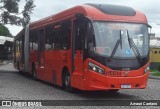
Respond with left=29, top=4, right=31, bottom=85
left=125, top=49, right=131, bottom=55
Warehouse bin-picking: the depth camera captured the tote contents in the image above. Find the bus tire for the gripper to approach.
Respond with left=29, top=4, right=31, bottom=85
left=63, top=71, right=73, bottom=92
left=32, top=64, right=37, bottom=80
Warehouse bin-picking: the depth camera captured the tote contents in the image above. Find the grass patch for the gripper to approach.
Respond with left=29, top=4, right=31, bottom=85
left=150, top=69, right=159, bottom=73
left=150, top=69, right=160, bottom=76
left=154, top=73, right=160, bottom=76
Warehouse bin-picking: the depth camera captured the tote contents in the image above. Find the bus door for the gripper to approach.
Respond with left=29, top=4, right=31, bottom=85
left=72, top=17, right=86, bottom=77
left=38, top=29, right=45, bottom=79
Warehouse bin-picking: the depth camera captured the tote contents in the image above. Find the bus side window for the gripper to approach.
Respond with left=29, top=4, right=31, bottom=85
left=45, top=25, right=54, bottom=50
left=52, top=23, right=61, bottom=50
left=30, top=31, right=33, bottom=50
left=16, top=40, right=19, bottom=56
left=61, top=20, right=71, bottom=50
left=32, top=30, right=38, bottom=50
left=75, top=19, right=86, bottom=51
left=86, top=23, right=95, bottom=51
left=39, top=29, right=45, bottom=51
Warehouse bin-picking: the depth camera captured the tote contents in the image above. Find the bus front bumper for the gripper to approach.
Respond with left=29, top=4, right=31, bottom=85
left=81, top=72, right=149, bottom=91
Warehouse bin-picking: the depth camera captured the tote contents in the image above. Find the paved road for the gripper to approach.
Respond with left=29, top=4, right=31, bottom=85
left=0, top=64, right=159, bottom=108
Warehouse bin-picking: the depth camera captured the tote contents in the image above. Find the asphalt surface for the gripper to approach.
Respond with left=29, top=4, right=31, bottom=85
left=0, top=63, right=160, bottom=108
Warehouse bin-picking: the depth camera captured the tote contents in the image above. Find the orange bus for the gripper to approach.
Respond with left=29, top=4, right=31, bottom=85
left=14, top=4, right=150, bottom=92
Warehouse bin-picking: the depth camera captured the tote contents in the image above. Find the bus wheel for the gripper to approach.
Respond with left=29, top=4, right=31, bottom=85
left=32, top=65, right=37, bottom=80
left=63, top=72, right=73, bottom=92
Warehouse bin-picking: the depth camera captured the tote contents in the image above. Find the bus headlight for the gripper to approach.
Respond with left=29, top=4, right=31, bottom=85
left=88, top=62, right=105, bottom=75
left=144, top=65, right=150, bottom=74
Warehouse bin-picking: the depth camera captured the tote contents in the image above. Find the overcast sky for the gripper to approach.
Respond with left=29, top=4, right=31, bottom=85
left=6, top=0, right=160, bottom=36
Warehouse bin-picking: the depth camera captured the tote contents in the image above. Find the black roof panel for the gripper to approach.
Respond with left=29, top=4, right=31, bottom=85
left=86, top=4, right=136, bottom=16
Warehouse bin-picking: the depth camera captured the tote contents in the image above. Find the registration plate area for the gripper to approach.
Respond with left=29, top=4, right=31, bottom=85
left=121, top=84, right=131, bottom=89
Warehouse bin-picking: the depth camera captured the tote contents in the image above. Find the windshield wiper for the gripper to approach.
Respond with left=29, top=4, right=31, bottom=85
left=108, top=30, right=122, bottom=62
left=126, top=30, right=142, bottom=65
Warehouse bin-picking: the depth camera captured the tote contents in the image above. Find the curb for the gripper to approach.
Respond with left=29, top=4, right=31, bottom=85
left=149, top=73, right=160, bottom=80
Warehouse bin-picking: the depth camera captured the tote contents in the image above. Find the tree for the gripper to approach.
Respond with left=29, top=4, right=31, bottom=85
left=0, top=0, right=35, bottom=27
left=0, top=23, right=12, bottom=36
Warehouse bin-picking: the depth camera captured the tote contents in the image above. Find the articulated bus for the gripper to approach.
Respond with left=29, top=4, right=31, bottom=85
left=14, top=4, right=150, bottom=92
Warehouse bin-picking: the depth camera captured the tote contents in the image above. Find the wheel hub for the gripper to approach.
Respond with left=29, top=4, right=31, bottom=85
left=65, top=76, right=70, bottom=86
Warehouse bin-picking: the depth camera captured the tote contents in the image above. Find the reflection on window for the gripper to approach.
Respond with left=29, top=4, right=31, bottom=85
left=45, top=20, right=71, bottom=50
left=33, top=42, right=38, bottom=50
left=30, top=30, right=38, bottom=50
left=61, top=20, right=71, bottom=50
left=45, top=25, right=54, bottom=50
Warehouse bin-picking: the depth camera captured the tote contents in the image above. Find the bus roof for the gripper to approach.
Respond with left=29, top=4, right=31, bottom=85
left=29, top=4, right=148, bottom=29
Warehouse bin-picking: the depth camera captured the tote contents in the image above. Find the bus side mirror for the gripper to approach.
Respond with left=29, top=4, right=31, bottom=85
left=148, top=24, right=152, bottom=29
left=148, top=24, right=152, bottom=35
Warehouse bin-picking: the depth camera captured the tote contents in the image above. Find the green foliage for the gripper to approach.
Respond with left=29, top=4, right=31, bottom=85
left=0, top=0, right=35, bottom=27
left=0, top=23, right=12, bottom=37
left=3, top=0, right=20, bottom=13
left=150, top=69, right=159, bottom=73
left=22, top=0, right=35, bottom=27
left=150, top=69, right=160, bottom=76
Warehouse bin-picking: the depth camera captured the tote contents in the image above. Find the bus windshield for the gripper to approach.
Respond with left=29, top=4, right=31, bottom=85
left=91, top=22, right=149, bottom=58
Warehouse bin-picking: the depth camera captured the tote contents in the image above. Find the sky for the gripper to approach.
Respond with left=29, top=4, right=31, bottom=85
left=5, top=0, right=160, bottom=36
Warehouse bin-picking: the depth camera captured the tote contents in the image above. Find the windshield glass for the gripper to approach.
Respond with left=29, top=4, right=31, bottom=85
left=91, top=22, right=149, bottom=58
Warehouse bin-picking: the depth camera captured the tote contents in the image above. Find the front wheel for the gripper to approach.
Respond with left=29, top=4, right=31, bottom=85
left=63, top=72, right=73, bottom=92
